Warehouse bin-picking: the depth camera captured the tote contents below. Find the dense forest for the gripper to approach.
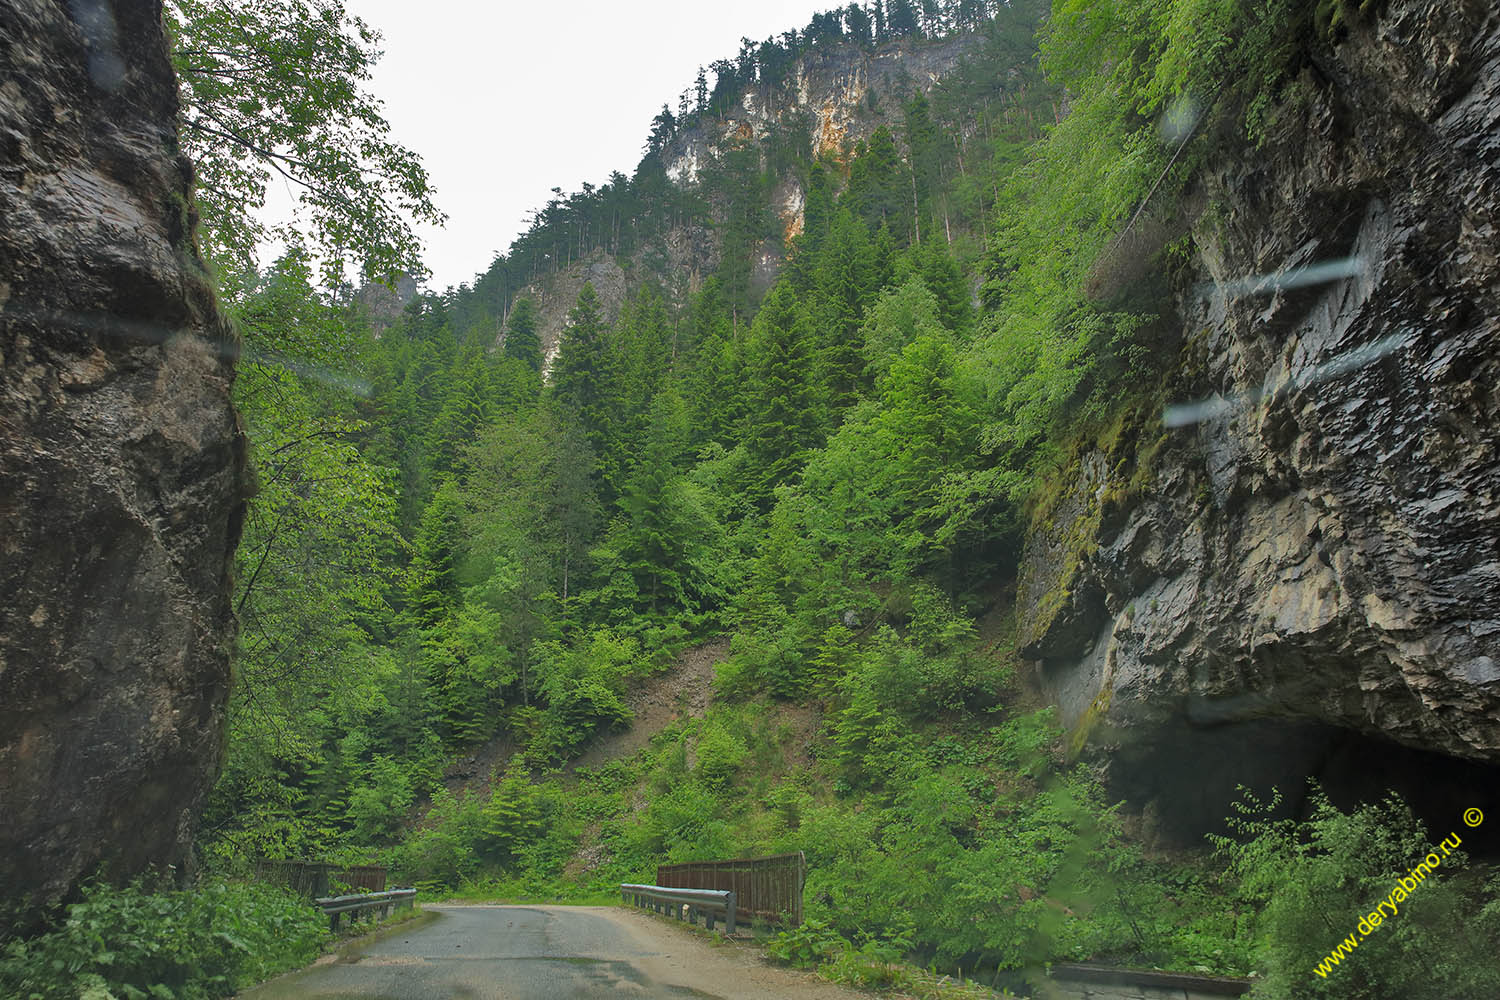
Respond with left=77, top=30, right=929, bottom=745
left=5, top=1, right=1498, bottom=998
left=194, top=1, right=1500, bottom=994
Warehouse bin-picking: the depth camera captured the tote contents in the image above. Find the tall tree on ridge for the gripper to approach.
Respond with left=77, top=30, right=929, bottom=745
left=552, top=283, right=628, bottom=499
left=503, top=297, right=543, bottom=373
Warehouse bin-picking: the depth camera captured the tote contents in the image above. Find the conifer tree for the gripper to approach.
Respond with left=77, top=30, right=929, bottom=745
left=847, top=127, right=908, bottom=240
left=503, top=297, right=543, bottom=373
left=741, top=282, right=822, bottom=503
left=425, top=354, right=493, bottom=479
left=406, top=481, right=464, bottom=630
left=681, top=279, right=743, bottom=447
left=551, top=283, right=629, bottom=498
left=888, top=0, right=920, bottom=38
left=814, top=208, right=877, bottom=413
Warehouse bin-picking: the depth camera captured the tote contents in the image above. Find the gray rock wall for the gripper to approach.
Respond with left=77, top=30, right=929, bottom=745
left=1018, top=1, right=1500, bottom=786
left=0, top=0, right=245, bottom=928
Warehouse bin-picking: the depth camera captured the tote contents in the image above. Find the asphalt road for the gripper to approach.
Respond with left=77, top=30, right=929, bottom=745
left=240, top=904, right=867, bottom=1000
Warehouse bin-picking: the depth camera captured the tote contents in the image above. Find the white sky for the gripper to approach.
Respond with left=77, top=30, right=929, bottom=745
left=296, top=1, right=846, bottom=293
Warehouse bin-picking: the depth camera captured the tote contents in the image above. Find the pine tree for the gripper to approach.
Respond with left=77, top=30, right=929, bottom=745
left=741, top=282, right=823, bottom=503
left=551, top=283, right=628, bottom=498
left=888, top=0, right=920, bottom=37
left=503, top=297, right=543, bottom=372
left=406, top=481, right=463, bottom=630
left=814, top=208, right=877, bottom=413
left=903, top=91, right=942, bottom=241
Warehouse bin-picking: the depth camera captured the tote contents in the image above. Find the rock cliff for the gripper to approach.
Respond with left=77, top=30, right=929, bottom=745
left=1018, top=0, right=1500, bottom=834
left=664, top=32, right=982, bottom=185
left=511, top=30, right=995, bottom=363
left=0, top=0, right=245, bottom=928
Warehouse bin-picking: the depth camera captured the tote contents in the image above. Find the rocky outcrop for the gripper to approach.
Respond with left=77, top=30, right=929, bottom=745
left=511, top=31, right=1012, bottom=366
left=664, top=32, right=984, bottom=186
left=1019, top=1, right=1500, bottom=807
left=353, top=271, right=419, bottom=336
left=507, top=250, right=629, bottom=373
left=0, top=0, right=245, bottom=929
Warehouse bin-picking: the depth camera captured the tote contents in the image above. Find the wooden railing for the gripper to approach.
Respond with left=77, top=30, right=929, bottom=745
left=253, top=859, right=387, bottom=899
left=655, top=851, right=804, bottom=926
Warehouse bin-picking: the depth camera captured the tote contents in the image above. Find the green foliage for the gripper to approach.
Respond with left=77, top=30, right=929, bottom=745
left=346, top=755, right=415, bottom=845
left=767, top=916, right=847, bottom=968
left=693, top=723, right=748, bottom=789
left=189, top=12, right=1398, bottom=994
left=740, top=282, right=824, bottom=503
left=502, top=298, right=543, bottom=372
left=1209, top=788, right=1500, bottom=999
left=0, top=881, right=327, bottom=1000
left=390, top=788, right=484, bottom=890
left=479, top=765, right=560, bottom=866
left=166, top=0, right=443, bottom=290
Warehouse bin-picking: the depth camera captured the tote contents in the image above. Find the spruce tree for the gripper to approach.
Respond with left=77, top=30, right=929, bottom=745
left=814, top=208, right=877, bottom=413
left=406, top=480, right=464, bottom=630
left=551, top=283, right=628, bottom=498
left=503, top=297, right=543, bottom=372
left=741, top=282, right=822, bottom=503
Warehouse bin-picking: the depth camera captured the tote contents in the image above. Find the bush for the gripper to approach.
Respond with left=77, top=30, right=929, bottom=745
left=0, top=880, right=327, bottom=1000
left=766, top=917, right=847, bottom=969
left=1211, top=786, right=1500, bottom=999
left=694, top=724, right=748, bottom=789
left=390, top=787, right=484, bottom=890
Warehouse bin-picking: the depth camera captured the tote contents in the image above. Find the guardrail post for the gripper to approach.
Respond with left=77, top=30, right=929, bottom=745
left=725, top=891, right=735, bottom=935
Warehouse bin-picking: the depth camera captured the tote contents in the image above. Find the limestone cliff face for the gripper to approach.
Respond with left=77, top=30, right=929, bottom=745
left=665, top=33, right=983, bottom=246
left=0, top=0, right=245, bottom=928
left=512, top=32, right=990, bottom=360
left=1018, top=1, right=1500, bottom=784
left=509, top=251, right=628, bottom=375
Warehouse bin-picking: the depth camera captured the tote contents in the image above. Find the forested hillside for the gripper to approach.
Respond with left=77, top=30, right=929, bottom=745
left=170, top=0, right=1500, bottom=996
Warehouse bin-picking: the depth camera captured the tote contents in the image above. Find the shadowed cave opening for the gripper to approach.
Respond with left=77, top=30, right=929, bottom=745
left=1104, top=718, right=1500, bottom=856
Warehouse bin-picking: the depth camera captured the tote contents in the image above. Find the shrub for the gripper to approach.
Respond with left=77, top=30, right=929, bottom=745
left=390, top=787, right=484, bottom=890
left=767, top=917, right=848, bottom=969
left=694, top=724, right=748, bottom=789
left=0, top=880, right=327, bottom=1000
left=1211, top=786, right=1500, bottom=999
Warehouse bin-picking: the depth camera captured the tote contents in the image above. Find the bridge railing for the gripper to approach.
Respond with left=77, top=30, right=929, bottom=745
left=621, top=883, right=736, bottom=934
left=655, top=851, right=804, bottom=926
left=314, top=888, right=417, bottom=931
left=254, top=858, right=388, bottom=899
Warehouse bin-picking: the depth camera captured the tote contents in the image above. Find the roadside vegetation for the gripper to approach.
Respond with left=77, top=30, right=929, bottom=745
left=0, top=881, right=326, bottom=1000
left=11, top=2, right=1496, bottom=999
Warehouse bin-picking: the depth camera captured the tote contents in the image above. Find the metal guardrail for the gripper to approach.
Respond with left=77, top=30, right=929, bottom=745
left=315, top=888, right=417, bottom=931
left=656, top=851, right=804, bottom=926
left=621, top=883, right=736, bottom=934
left=1050, top=964, right=1252, bottom=996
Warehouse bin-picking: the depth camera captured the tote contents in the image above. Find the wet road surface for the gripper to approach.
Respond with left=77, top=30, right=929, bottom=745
left=240, top=904, right=866, bottom=1000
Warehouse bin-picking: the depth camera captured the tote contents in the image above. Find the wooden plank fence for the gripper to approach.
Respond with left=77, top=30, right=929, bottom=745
left=656, top=851, right=804, bottom=926
left=254, top=859, right=387, bottom=899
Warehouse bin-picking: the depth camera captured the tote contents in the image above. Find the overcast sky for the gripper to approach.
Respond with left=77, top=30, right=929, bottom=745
left=295, top=1, right=845, bottom=292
